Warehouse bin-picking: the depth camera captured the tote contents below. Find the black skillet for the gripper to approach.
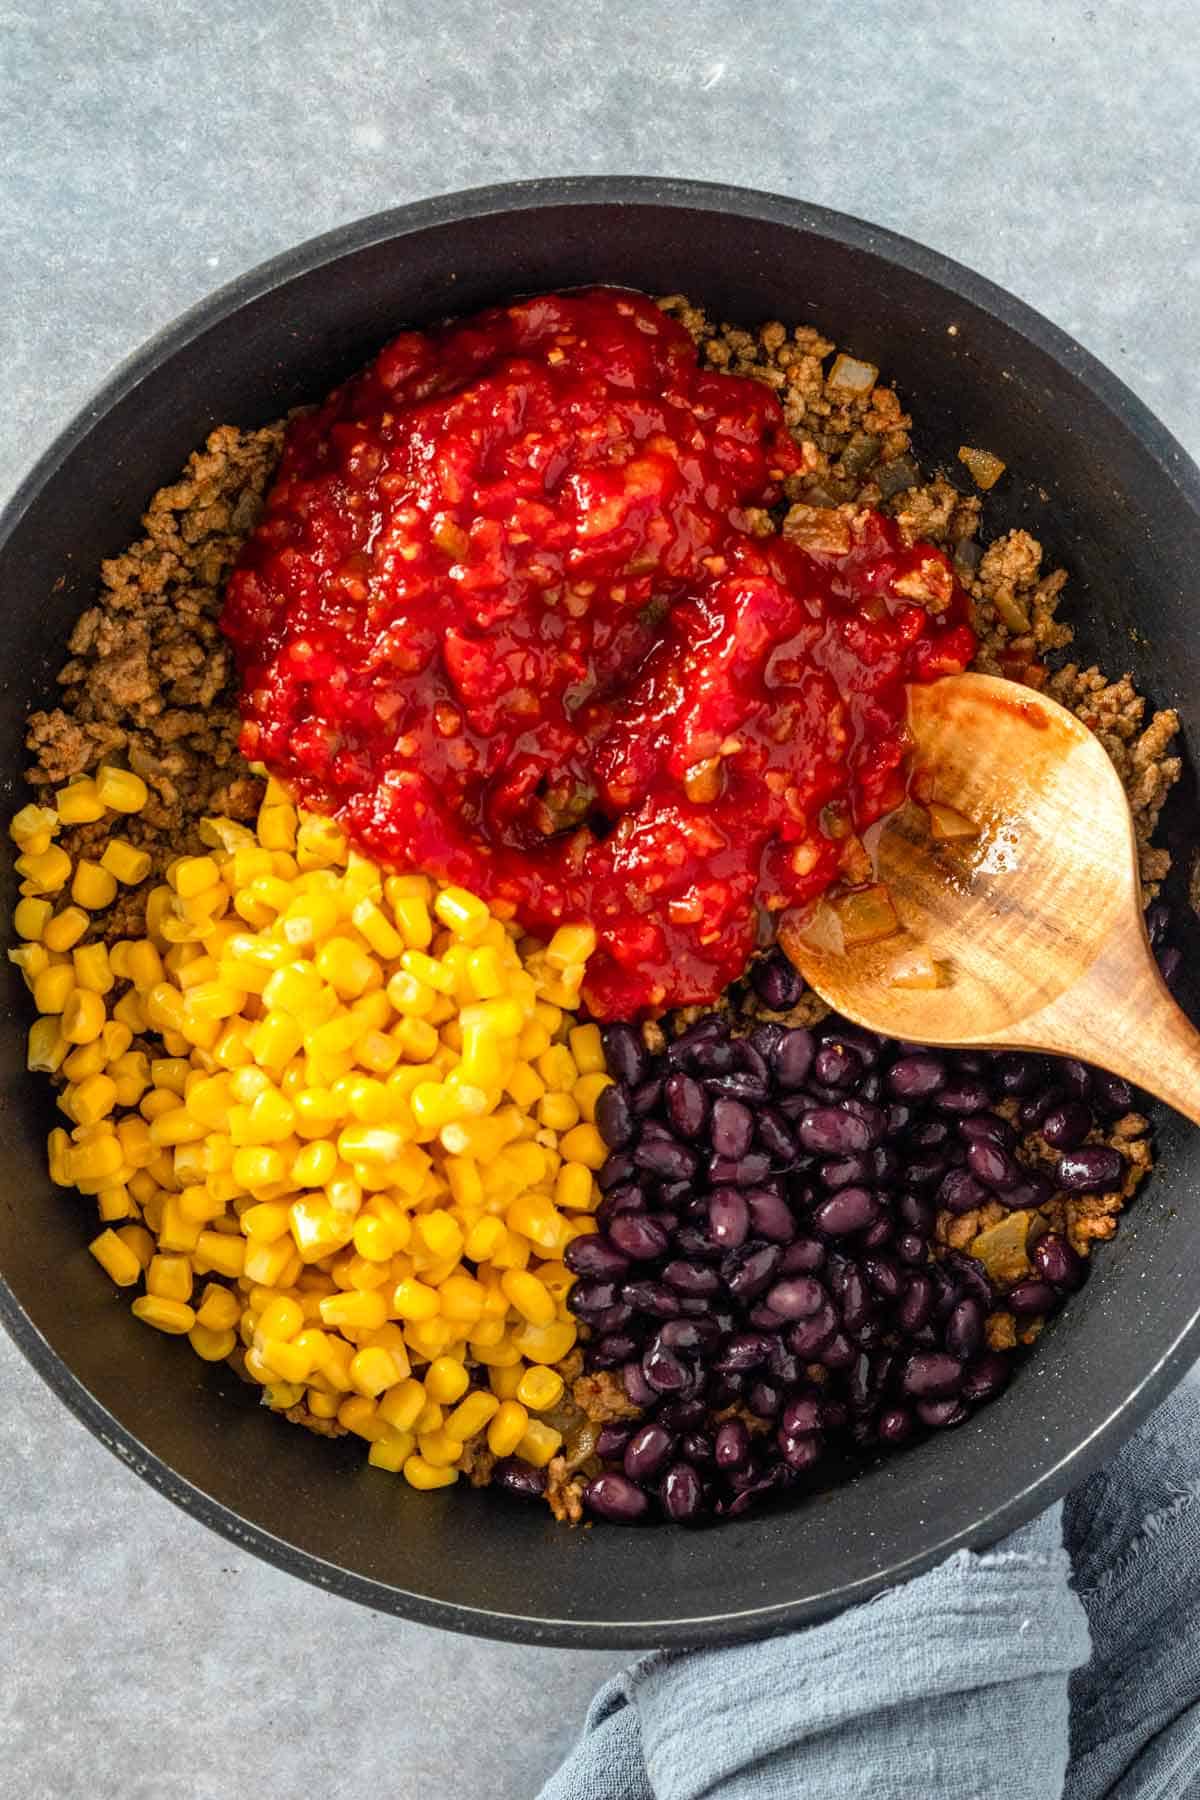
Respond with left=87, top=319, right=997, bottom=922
left=2, top=177, right=1198, bottom=1647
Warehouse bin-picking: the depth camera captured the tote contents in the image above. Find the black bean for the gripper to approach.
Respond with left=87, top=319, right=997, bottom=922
left=814, top=1042, right=863, bottom=1089
left=609, top=1214, right=670, bottom=1262
left=938, top=1168, right=990, bottom=1215
left=633, top=1137, right=698, bottom=1183
left=901, top=1351, right=964, bottom=1398
left=863, top=1254, right=904, bottom=1302
left=887, top=1054, right=947, bottom=1099
left=668, top=1016, right=725, bottom=1062
left=664, top=1070, right=708, bottom=1138
left=944, top=1296, right=985, bottom=1360
left=755, top=1108, right=797, bottom=1161
left=1146, top=901, right=1171, bottom=948
left=820, top=1153, right=870, bottom=1191
left=493, top=1458, right=548, bottom=1500
left=781, top=1235, right=825, bottom=1273
left=995, top=1052, right=1045, bottom=1096
left=591, top=1302, right=635, bottom=1333
left=706, top=1071, right=770, bottom=1104
left=596, top=1083, right=635, bottom=1150
left=661, top=1461, right=704, bottom=1523
left=960, top=1352, right=1012, bottom=1402
left=743, top=1188, right=794, bottom=1244
left=642, top=1342, right=694, bottom=1394
left=934, top=1081, right=993, bottom=1114
left=722, top=1241, right=783, bottom=1300
left=1007, top=1278, right=1059, bottom=1317
left=568, top=1278, right=619, bottom=1320
left=709, top=1187, right=750, bottom=1249
left=1041, top=1100, right=1093, bottom=1150
left=1032, top=1232, right=1087, bottom=1292
left=781, top=1393, right=823, bottom=1435
left=749, top=1021, right=786, bottom=1062
left=877, top=1406, right=915, bottom=1445
left=958, top=1113, right=1017, bottom=1149
left=898, top=1191, right=936, bottom=1234
left=775, top=1028, right=816, bottom=1090
left=620, top=1280, right=681, bottom=1318
left=623, top=1361, right=657, bottom=1407
left=589, top=1332, right=640, bottom=1368
left=783, top=1301, right=835, bottom=1357
left=602, top=1023, right=647, bottom=1088
left=895, top=1231, right=928, bottom=1266
left=631, top=1077, right=664, bottom=1116
left=597, top=1151, right=636, bottom=1192
left=818, top=1331, right=856, bottom=1370
left=679, top=1430, right=715, bottom=1465
left=714, top=1331, right=775, bottom=1372
left=916, top=1398, right=969, bottom=1428
left=1056, top=1146, right=1126, bottom=1193
left=966, top=1139, right=1024, bottom=1193
left=840, top=1266, right=874, bottom=1336
left=752, top=949, right=804, bottom=1010
left=1093, top=1071, right=1135, bottom=1117
left=812, top=1187, right=881, bottom=1236
left=624, top=1423, right=676, bottom=1482
left=905, top=1153, right=949, bottom=1188
left=1002, top=1170, right=1055, bottom=1211
left=765, top=1275, right=826, bottom=1319
left=715, top=1418, right=751, bottom=1470
left=1158, top=945, right=1183, bottom=989
left=1060, top=1059, right=1093, bottom=1100
left=584, top=1472, right=650, bottom=1523
left=747, top=1380, right=783, bottom=1418
left=674, top=1224, right=720, bottom=1262
left=711, top=1097, right=755, bottom=1160
left=909, top=1120, right=950, bottom=1150
left=777, top=1428, right=823, bottom=1472
left=595, top=1423, right=635, bottom=1458
left=941, top=1250, right=994, bottom=1308
left=662, top=1259, right=720, bottom=1297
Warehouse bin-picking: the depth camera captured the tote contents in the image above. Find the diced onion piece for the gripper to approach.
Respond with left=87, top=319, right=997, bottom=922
left=683, top=757, right=723, bottom=804
left=927, top=802, right=979, bottom=843
left=828, top=354, right=878, bottom=396
left=992, top=593, right=1032, bottom=634
left=970, top=1211, right=1037, bottom=1284
left=886, top=947, right=943, bottom=990
left=832, top=883, right=900, bottom=947
left=957, top=445, right=1006, bottom=490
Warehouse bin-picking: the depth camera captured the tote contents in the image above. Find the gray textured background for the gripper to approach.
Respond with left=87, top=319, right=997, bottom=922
left=3, top=3, right=1199, bottom=1796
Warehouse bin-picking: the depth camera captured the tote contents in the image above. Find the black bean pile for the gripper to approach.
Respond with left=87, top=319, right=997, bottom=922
left=561, top=944, right=1158, bottom=1526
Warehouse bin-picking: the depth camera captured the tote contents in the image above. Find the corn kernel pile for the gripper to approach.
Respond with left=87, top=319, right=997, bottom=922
left=10, top=772, right=613, bottom=1492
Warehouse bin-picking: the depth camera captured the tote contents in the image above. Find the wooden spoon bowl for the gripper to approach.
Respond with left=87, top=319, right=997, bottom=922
left=780, top=672, right=1200, bottom=1125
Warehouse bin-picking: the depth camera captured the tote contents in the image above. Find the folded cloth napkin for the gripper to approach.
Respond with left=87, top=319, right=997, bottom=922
left=538, top=1380, right=1200, bottom=1800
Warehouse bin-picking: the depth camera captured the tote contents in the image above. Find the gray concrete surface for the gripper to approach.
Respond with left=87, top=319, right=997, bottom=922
left=2, top=2, right=1198, bottom=1795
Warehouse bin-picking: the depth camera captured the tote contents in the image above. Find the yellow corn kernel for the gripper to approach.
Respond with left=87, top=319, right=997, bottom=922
left=63, top=1037, right=106, bottom=1082
left=14, top=896, right=55, bottom=940
left=290, top=1139, right=336, bottom=1188
left=257, top=1296, right=304, bottom=1342
left=55, top=778, right=106, bottom=825
left=18, top=845, right=73, bottom=893
left=350, top=1347, right=402, bottom=1397
left=567, top=1021, right=605, bottom=1073
left=558, top=1122, right=607, bottom=1170
left=536, top=1044, right=577, bottom=1092
left=70, top=859, right=118, bottom=909
left=315, top=935, right=376, bottom=999
left=555, top=1162, right=597, bottom=1214
left=33, top=962, right=76, bottom=1014
left=501, top=1268, right=557, bottom=1327
left=417, top=1427, right=465, bottom=1468
left=42, top=906, right=89, bottom=953
left=70, top=1072, right=118, bottom=1127
left=115, top=1223, right=155, bottom=1270
left=147, top=1253, right=193, bottom=1303
left=516, top=1365, right=564, bottom=1412
left=100, top=839, right=152, bottom=886
left=95, top=766, right=149, bottom=813
left=336, top=1395, right=390, bottom=1442
left=257, top=805, right=297, bottom=851
left=195, top=1284, right=241, bottom=1331
left=378, top=1378, right=427, bottom=1433
left=194, top=1234, right=245, bottom=1281
left=511, top=1317, right=576, bottom=1365
left=505, top=1193, right=563, bottom=1252
left=10, top=803, right=59, bottom=846
left=445, top=1393, right=500, bottom=1442
left=486, top=1400, right=529, bottom=1457
left=434, top=1272, right=485, bottom=1325
left=402, top=1454, right=458, bottom=1490
left=320, top=1289, right=388, bottom=1331
left=61, top=988, right=107, bottom=1045
left=572, top=1071, right=612, bottom=1123
left=538, top=1091, right=580, bottom=1133
left=72, top=942, right=114, bottom=995
left=424, top=1355, right=470, bottom=1405
left=487, top=1360, right=526, bottom=1400
left=131, top=1295, right=196, bottom=1335
left=305, top=1387, right=340, bottom=1420
left=96, top=1182, right=135, bottom=1222
left=167, top=854, right=220, bottom=899
left=388, top=893, right=432, bottom=953
left=111, top=991, right=148, bottom=1035
left=367, top=1433, right=416, bottom=1473
left=391, top=1276, right=440, bottom=1322
left=433, top=885, right=490, bottom=941
left=88, top=1228, right=143, bottom=1287
left=514, top=1419, right=563, bottom=1468
left=188, top=1323, right=237, bottom=1361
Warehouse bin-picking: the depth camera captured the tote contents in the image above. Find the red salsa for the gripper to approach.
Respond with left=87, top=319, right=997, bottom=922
left=223, top=289, right=975, bottom=1016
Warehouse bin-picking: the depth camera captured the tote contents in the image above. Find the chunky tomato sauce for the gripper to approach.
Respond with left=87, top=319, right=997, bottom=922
left=224, top=289, right=974, bottom=1016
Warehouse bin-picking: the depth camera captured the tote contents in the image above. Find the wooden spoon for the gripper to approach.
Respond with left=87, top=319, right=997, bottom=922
left=779, top=671, right=1200, bottom=1126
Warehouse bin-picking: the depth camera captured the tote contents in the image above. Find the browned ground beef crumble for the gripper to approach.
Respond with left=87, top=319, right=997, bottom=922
left=24, top=301, right=1183, bottom=1503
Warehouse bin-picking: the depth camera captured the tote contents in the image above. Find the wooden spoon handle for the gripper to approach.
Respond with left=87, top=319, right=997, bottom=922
left=1022, top=931, right=1200, bottom=1128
